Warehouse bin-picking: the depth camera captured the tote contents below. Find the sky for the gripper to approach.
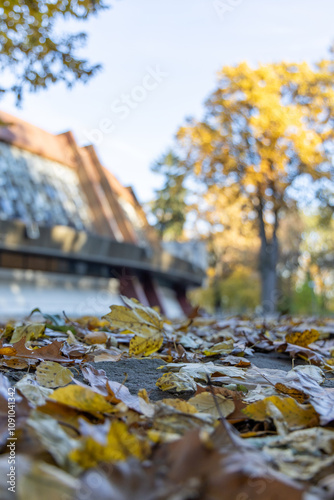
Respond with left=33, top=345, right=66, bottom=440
left=1, top=0, right=334, bottom=203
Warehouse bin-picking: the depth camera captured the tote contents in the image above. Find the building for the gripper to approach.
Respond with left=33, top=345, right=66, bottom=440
left=0, top=111, right=204, bottom=318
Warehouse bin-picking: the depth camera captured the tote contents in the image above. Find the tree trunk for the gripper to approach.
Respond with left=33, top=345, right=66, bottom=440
left=257, top=203, right=279, bottom=315
left=259, top=237, right=278, bottom=314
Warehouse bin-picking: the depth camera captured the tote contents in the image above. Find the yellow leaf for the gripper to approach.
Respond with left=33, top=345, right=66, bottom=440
left=138, top=388, right=150, bottom=403
left=129, top=333, right=163, bottom=356
left=36, top=361, right=73, bottom=388
left=0, top=346, right=17, bottom=356
left=50, top=385, right=115, bottom=414
left=285, top=329, right=319, bottom=347
left=10, top=323, right=46, bottom=344
left=103, top=297, right=164, bottom=337
left=244, top=396, right=319, bottom=430
left=203, top=339, right=234, bottom=356
left=188, top=392, right=235, bottom=418
left=156, top=372, right=196, bottom=392
left=161, top=399, right=197, bottom=414
left=69, top=420, right=149, bottom=468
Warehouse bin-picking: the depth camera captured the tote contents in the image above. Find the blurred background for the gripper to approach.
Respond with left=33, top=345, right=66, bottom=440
left=1, top=0, right=334, bottom=317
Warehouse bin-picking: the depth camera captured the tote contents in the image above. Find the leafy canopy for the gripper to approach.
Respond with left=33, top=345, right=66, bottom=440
left=0, top=0, right=107, bottom=101
left=177, top=61, right=334, bottom=242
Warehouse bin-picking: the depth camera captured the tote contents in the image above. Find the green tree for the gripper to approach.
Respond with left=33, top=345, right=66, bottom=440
left=151, top=150, right=187, bottom=240
left=0, top=0, right=107, bottom=101
left=175, top=61, right=334, bottom=313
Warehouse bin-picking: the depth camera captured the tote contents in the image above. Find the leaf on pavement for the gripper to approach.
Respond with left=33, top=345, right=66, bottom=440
left=156, top=372, right=197, bottom=392
left=188, top=392, right=235, bottom=418
left=49, top=385, right=116, bottom=415
left=202, top=339, right=234, bottom=356
left=129, top=333, right=163, bottom=357
left=285, top=329, right=319, bottom=347
left=36, top=361, right=73, bottom=388
left=244, top=395, right=319, bottom=432
left=277, top=342, right=324, bottom=365
left=276, top=370, right=334, bottom=425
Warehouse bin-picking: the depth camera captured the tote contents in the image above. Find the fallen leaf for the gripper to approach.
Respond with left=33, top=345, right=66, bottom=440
left=27, top=411, right=78, bottom=469
left=203, top=339, right=234, bottom=356
left=103, top=297, right=164, bottom=337
left=0, top=346, right=17, bottom=356
left=36, top=361, right=73, bottom=388
left=49, top=385, right=115, bottom=415
left=69, top=420, right=150, bottom=468
left=188, top=392, right=235, bottom=418
left=264, top=427, right=334, bottom=480
left=160, top=399, right=197, bottom=414
left=285, top=329, right=319, bottom=347
left=0, top=338, right=72, bottom=363
left=15, top=375, right=53, bottom=407
left=1, top=357, right=29, bottom=369
left=84, top=331, right=108, bottom=345
left=129, top=333, right=163, bottom=356
left=156, top=372, right=197, bottom=392
left=10, top=323, right=46, bottom=344
left=244, top=395, right=319, bottom=433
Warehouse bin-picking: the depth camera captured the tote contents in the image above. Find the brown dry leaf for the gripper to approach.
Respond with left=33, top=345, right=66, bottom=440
left=0, top=338, right=72, bottom=363
left=275, top=383, right=307, bottom=403
left=285, top=329, right=319, bottom=347
left=93, top=351, right=122, bottom=362
left=153, top=429, right=304, bottom=500
left=84, top=331, right=108, bottom=345
left=36, top=361, right=73, bottom=388
left=1, top=357, right=29, bottom=369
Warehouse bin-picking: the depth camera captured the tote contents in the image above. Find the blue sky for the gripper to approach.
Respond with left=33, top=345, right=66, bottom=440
left=1, top=0, right=334, bottom=202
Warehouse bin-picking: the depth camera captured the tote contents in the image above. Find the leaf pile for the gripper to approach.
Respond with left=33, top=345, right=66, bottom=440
left=1, top=299, right=334, bottom=499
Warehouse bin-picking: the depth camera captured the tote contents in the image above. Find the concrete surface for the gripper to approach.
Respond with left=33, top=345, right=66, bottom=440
left=4, top=351, right=334, bottom=399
